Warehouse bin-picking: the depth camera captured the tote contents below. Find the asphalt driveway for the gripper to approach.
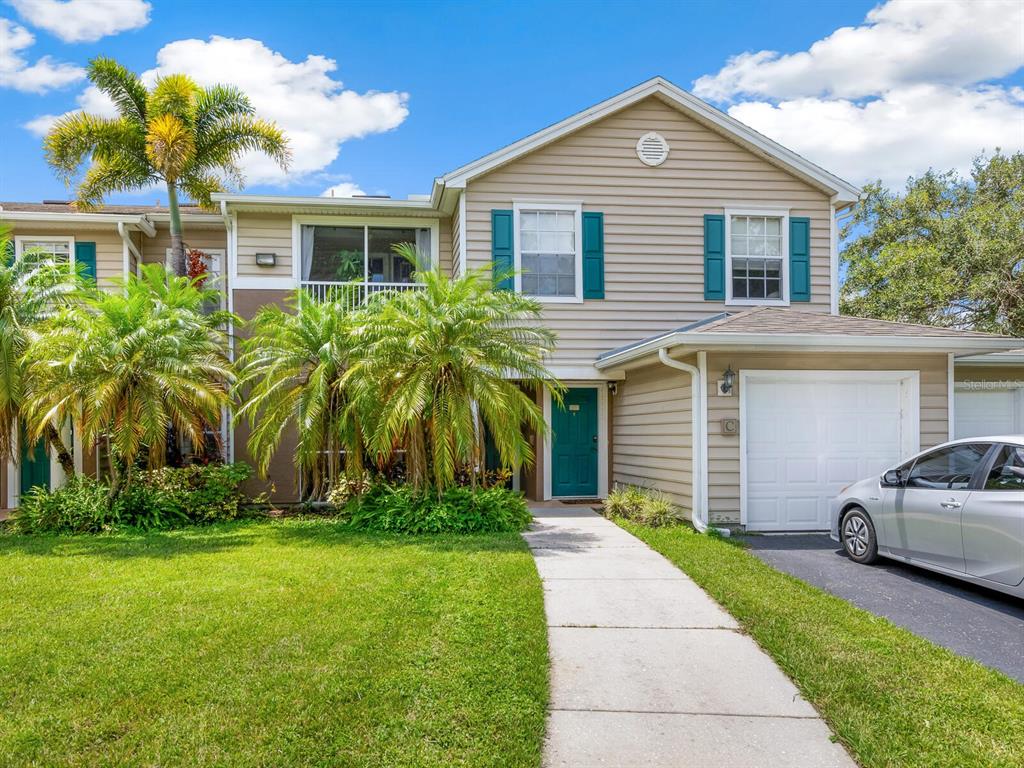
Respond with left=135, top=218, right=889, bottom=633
left=740, top=534, right=1024, bottom=684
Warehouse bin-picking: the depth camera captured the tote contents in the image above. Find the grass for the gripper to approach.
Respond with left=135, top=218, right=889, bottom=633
left=616, top=520, right=1024, bottom=768
left=0, top=519, right=548, bottom=767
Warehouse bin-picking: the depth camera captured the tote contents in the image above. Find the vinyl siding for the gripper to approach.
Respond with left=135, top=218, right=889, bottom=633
left=141, top=224, right=227, bottom=265
left=612, top=361, right=692, bottom=511
left=463, top=95, right=834, bottom=367
left=8, top=222, right=125, bottom=286
left=438, top=216, right=453, bottom=276
left=955, top=365, right=1024, bottom=383
left=705, top=352, right=949, bottom=526
left=236, top=213, right=293, bottom=277
left=450, top=199, right=462, bottom=278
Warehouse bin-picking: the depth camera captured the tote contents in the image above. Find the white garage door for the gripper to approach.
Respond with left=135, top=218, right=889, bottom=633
left=955, top=386, right=1024, bottom=439
left=742, top=372, right=918, bottom=532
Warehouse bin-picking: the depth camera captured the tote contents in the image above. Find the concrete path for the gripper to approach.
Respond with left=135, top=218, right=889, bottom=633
left=525, top=505, right=855, bottom=768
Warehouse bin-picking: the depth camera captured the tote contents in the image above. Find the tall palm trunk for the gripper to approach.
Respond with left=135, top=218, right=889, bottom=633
left=42, top=422, right=74, bottom=477
left=167, top=182, right=186, bottom=277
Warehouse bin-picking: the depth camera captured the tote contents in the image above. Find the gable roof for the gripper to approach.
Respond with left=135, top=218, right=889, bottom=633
left=596, top=306, right=1022, bottom=369
left=439, top=77, right=862, bottom=204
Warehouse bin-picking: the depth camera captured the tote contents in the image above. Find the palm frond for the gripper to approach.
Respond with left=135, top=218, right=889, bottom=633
left=87, top=57, right=148, bottom=126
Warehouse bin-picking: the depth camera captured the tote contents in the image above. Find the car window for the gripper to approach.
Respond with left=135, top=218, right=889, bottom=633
left=906, top=443, right=991, bottom=490
left=984, top=444, right=1024, bottom=491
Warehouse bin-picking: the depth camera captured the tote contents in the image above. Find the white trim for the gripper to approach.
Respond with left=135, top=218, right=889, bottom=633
left=542, top=382, right=608, bottom=500
left=955, top=353, right=1024, bottom=366
left=724, top=208, right=789, bottom=307
left=441, top=77, right=861, bottom=203
left=290, top=215, right=442, bottom=284
left=14, top=234, right=75, bottom=266
left=5, top=425, right=16, bottom=508
left=512, top=201, right=584, bottom=304
left=738, top=369, right=920, bottom=528
left=829, top=198, right=839, bottom=315
left=0, top=210, right=155, bottom=231
left=657, top=349, right=706, bottom=529
left=595, top=330, right=1022, bottom=370
left=457, top=191, right=467, bottom=277
left=698, top=350, right=709, bottom=527
left=947, top=353, right=956, bottom=441
left=546, top=365, right=625, bottom=381
left=232, top=276, right=297, bottom=290
left=214, top=192, right=439, bottom=212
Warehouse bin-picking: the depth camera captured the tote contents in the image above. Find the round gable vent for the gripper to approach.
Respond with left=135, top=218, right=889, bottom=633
left=636, top=132, right=669, bottom=166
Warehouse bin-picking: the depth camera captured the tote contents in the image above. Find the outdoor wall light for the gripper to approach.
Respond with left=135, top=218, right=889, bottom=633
left=255, top=252, right=277, bottom=267
left=607, top=381, right=618, bottom=396
left=720, top=365, right=735, bottom=394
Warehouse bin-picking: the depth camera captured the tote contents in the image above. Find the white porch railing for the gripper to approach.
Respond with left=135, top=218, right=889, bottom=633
left=299, top=281, right=425, bottom=311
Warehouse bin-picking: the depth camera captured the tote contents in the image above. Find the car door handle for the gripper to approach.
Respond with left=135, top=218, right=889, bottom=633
left=940, top=500, right=962, bottom=509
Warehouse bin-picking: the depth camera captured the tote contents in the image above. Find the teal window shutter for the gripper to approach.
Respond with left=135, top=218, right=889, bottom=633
left=582, top=211, right=604, bottom=299
left=491, top=209, right=513, bottom=291
left=75, top=241, right=97, bottom=283
left=703, top=214, right=725, bottom=300
left=789, top=217, right=810, bottom=302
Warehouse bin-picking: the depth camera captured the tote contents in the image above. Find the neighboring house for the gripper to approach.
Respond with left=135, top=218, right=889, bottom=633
left=2, top=77, right=1020, bottom=530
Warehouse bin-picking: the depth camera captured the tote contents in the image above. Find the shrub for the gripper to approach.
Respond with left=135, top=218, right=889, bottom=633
left=11, top=476, right=119, bottom=534
left=120, top=463, right=254, bottom=529
left=602, top=484, right=684, bottom=527
left=325, top=472, right=373, bottom=508
left=8, top=463, right=255, bottom=534
left=345, top=483, right=532, bottom=534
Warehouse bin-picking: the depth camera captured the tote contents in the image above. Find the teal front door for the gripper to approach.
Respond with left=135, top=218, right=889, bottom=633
left=551, top=387, right=598, bottom=497
left=20, top=435, right=49, bottom=496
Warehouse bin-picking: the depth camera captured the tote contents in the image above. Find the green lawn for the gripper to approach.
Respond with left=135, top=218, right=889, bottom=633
left=618, top=521, right=1024, bottom=768
left=0, top=519, right=548, bottom=768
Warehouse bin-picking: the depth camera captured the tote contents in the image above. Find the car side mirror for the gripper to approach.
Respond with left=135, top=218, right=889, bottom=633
left=882, top=469, right=903, bottom=487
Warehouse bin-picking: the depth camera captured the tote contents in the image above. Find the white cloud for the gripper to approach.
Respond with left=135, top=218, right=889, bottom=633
left=321, top=181, right=366, bottom=198
left=26, top=36, right=410, bottom=185
left=9, top=0, right=150, bottom=43
left=692, top=0, right=1024, bottom=187
left=694, top=0, right=1024, bottom=102
left=730, top=85, right=1024, bottom=189
left=0, top=18, right=83, bottom=93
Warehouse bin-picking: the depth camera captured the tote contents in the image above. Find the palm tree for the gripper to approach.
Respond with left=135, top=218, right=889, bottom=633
left=235, top=288, right=365, bottom=500
left=348, top=245, right=560, bottom=492
left=44, top=58, right=291, bottom=276
left=23, top=264, right=236, bottom=498
left=0, top=229, right=82, bottom=476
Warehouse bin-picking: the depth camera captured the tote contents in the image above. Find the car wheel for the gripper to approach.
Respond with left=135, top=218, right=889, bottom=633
left=841, top=507, right=878, bottom=564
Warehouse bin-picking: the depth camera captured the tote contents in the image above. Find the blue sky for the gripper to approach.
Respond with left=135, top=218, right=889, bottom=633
left=2, top=0, right=1022, bottom=205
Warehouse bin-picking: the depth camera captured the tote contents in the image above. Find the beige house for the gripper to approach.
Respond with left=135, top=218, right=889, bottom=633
left=3, top=77, right=1020, bottom=530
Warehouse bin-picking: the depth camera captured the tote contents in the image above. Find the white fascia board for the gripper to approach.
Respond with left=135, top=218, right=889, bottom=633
left=440, top=77, right=861, bottom=202
left=146, top=212, right=224, bottom=226
left=0, top=210, right=152, bottom=228
left=595, top=331, right=1023, bottom=369
left=213, top=193, right=438, bottom=213
left=955, top=353, right=1024, bottom=366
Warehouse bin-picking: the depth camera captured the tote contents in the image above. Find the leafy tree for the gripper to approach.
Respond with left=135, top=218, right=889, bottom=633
left=841, top=152, right=1024, bottom=336
left=23, top=264, right=236, bottom=498
left=43, top=57, right=291, bottom=276
left=0, top=229, right=82, bottom=476
left=235, top=287, right=366, bottom=500
left=349, top=245, right=560, bottom=493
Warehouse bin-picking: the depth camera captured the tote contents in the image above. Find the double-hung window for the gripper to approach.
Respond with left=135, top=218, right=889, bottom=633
left=14, top=236, right=73, bottom=264
left=514, top=203, right=582, bottom=302
left=725, top=210, right=788, bottom=305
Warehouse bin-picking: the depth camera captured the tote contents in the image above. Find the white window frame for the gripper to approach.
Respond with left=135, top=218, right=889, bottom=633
left=290, top=215, right=441, bottom=284
left=512, top=201, right=583, bottom=304
left=14, top=235, right=75, bottom=266
left=724, top=208, right=789, bottom=307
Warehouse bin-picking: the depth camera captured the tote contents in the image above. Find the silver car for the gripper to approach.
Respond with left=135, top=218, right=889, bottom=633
left=830, top=436, right=1024, bottom=599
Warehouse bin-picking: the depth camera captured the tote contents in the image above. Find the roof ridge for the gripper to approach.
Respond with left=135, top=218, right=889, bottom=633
left=769, top=306, right=1015, bottom=339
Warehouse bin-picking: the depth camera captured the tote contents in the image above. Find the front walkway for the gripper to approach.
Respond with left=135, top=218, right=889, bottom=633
left=525, top=504, right=855, bottom=767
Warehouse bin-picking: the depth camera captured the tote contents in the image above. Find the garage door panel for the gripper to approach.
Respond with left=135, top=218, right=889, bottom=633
left=744, top=375, right=911, bottom=532
left=955, top=388, right=1023, bottom=439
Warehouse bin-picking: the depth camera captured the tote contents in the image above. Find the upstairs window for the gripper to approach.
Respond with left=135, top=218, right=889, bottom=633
left=298, top=224, right=432, bottom=285
left=726, top=212, right=787, bottom=305
left=514, top=203, right=582, bottom=302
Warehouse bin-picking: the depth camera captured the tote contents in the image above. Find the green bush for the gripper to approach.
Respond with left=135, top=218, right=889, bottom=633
left=11, top=476, right=119, bottom=534
left=325, top=472, right=373, bottom=508
left=9, top=463, right=254, bottom=534
left=121, top=463, right=254, bottom=529
left=602, top=484, right=684, bottom=527
left=345, top=483, right=532, bottom=534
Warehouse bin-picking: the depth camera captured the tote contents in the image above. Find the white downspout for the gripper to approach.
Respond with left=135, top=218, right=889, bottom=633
left=658, top=348, right=728, bottom=536
left=117, top=222, right=143, bottom=277
left=221, top=201, right=236, bottom=463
